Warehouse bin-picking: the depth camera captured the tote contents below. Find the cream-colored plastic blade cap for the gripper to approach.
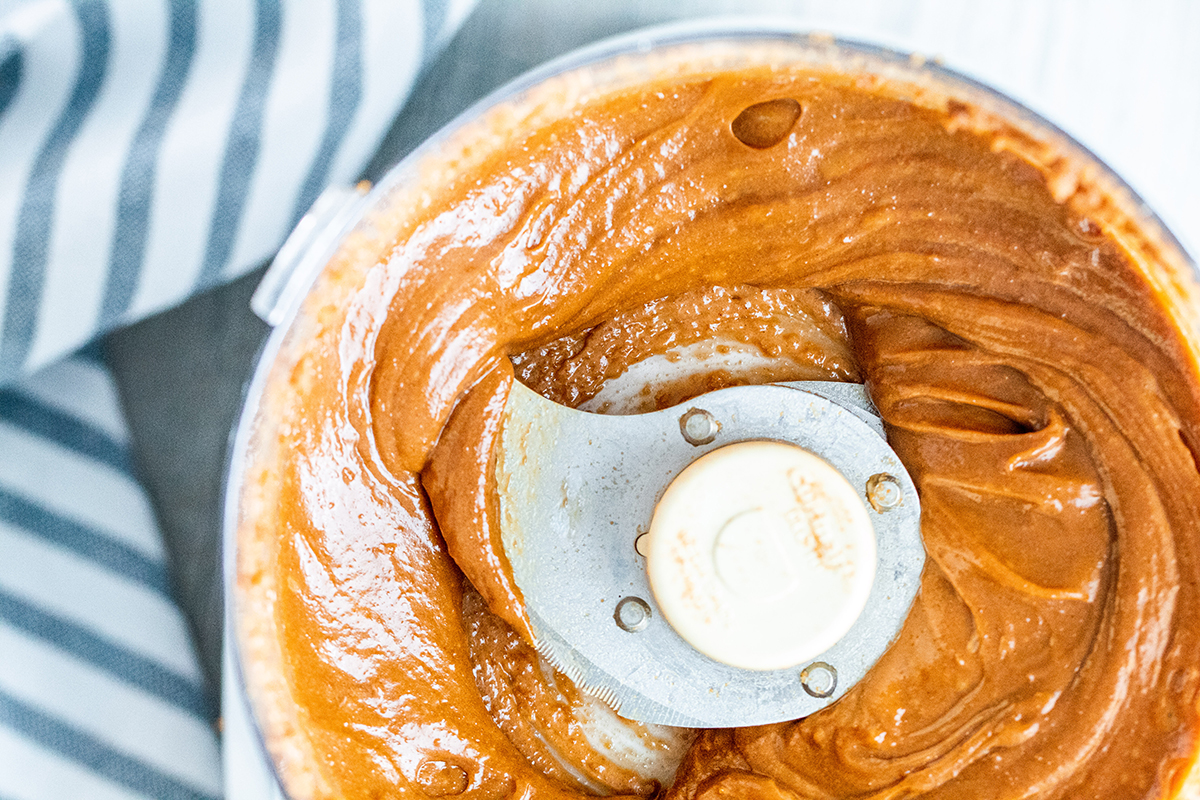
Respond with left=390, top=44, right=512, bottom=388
left=645, top=441, right=877, bottom=671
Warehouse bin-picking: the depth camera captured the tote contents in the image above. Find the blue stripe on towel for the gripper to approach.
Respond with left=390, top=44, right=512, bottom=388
left=73, top=338, right=109, bottom=367
left=195, top=0, right=283, bottom=289
left=0, top=0, right=112, bottom=379
left=0, top=689, right=219, bottom=800
left=101, top=0, right=199, bottom=328
left=0, top=589, right=213, bottom=721
left=288, top=0, right=364, bottom=228
left=0, top=388, right=132, bottom=476
left=0, top=35, right=21, bottom=122
left=423, top=0, right=450, bottom=52
left=0, top=489, right=170, bottom=597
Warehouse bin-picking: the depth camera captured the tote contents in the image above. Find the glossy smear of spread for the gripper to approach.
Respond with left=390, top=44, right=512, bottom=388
left=247, top=67, right=1200, bottom=800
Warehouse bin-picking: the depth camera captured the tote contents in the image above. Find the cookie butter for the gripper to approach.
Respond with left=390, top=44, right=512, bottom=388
left=234, top=37, right=1200, bottom=800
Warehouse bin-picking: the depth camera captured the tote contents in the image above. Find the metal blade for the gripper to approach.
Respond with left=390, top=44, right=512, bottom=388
left=495, top=381, right=923, bottom=728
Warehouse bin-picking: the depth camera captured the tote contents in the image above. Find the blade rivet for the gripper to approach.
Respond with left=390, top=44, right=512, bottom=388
left=634, top=532, right=650, bottom=557
left=866, top=473, right=903, bottom=512
left=614, top=596, right=652, bottom=632
left=800, top=661, right=838, bottom=698
left=680, top=408, right=719, bottom=445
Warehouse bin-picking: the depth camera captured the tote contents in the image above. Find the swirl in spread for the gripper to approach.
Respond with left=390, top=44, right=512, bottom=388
left=237, top=64, right=1200, bottom=800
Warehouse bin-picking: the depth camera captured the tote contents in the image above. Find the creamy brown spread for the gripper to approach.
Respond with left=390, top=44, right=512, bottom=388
left=236, top=52, right=1200, bottom=800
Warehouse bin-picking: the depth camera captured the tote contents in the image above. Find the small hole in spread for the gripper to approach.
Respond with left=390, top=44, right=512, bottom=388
left=731, top=98, right=802, bottom=149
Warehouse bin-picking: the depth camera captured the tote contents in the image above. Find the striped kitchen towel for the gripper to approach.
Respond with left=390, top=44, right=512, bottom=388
left=0, top=352, right=221, bottom=798
left=0, top=0, right=474, bottom=387
left=0, top=0, right=474, bottom=796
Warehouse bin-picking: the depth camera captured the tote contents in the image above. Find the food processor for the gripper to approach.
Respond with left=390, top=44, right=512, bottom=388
left=222, top=18, right=1200, bottom=799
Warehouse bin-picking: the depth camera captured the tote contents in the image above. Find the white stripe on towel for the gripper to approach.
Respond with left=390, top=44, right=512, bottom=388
left=225, top=0, right=338, bottom=279
left=26, top=0, right=167, bottom=370
left=0, top=722, right=155, bottom=800
left=128, top=0, right=256, bottom=321
left=0, top=522, right=202, bottom=681
left=0, top=355, right=220, bottom=800
left=0, top=0, right=77, bottom=345
left=337, top=0, right=422, bottom=182
left=0, top=422, right=162, bottom=559
left=0, top=624, right=221, bottom=795
left=12, top=355, right=129, bottom=445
